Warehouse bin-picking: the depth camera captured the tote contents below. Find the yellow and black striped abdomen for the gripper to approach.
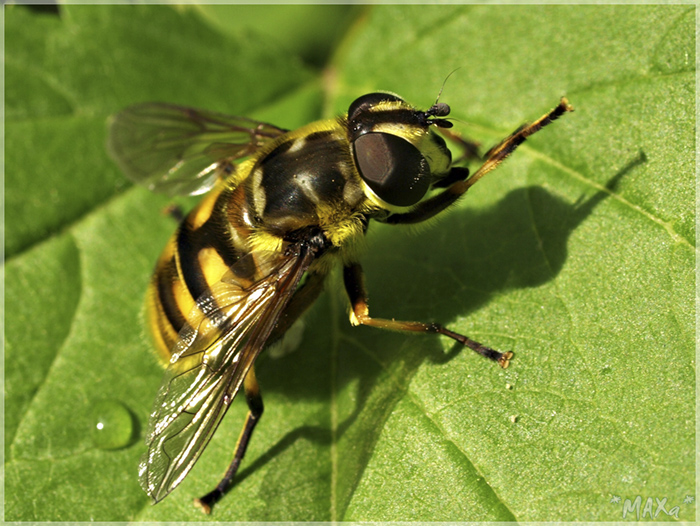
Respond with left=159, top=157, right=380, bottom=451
left=147, top=182, right=254, bottom=363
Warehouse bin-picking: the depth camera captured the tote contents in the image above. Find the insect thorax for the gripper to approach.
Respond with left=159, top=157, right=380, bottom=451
left=243, top=123, right=370, bottom=247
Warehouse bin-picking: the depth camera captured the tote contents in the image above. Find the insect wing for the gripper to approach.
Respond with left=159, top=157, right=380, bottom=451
left=139, top=248, right=314, bottom=502
left=107, top=103, right=288, bottom=196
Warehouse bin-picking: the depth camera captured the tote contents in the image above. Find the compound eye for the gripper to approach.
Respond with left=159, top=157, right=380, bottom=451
left=348, top=92, right=404, bottom=123
left=354, top=132, right=431, bottom=207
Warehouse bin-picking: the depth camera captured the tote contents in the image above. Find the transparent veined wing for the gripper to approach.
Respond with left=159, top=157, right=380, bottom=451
left=139, top=246, right=316, bottom=502
left=107, top=103, right=288, bottom=196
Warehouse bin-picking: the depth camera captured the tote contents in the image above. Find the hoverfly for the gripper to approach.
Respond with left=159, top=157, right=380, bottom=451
left=108, top=91, right=572, bottom=513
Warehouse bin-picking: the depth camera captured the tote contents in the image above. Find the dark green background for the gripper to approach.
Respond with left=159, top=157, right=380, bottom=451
left=5, top=4, right=695, bottom=522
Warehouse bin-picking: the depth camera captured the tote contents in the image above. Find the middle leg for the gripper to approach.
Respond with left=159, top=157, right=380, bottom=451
left=343, top=263, right=512, bottom=368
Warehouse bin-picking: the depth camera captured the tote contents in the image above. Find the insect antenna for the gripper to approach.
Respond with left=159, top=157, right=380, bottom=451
left=434, top=67, right=462, bottom=107
left=424, top=68, right=463, bottom=128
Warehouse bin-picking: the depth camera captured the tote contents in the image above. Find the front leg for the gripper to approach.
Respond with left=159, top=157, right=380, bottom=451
left=343, top=262, right=512, bottom=368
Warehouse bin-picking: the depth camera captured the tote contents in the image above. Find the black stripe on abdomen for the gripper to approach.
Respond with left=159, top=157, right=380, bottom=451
left=155, top=256, right=188, bottom=335
left=176, top=212, right=243, bottom=326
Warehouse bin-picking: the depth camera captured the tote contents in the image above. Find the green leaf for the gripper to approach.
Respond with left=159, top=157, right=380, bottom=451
left=194, top=5, right=363, bottom=67
left=5, top=4, right=694, bottom=522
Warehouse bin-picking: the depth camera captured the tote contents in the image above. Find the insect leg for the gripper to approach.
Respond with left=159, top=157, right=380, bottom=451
left=343, top=263, right=513, bottom=368
left=385, top=98, right=573, bottom=226
left=194, top=367, right=264, bottom=514
left=458, top=97, right=573, bottom=190
left=193, top=273, right=325, bottom=513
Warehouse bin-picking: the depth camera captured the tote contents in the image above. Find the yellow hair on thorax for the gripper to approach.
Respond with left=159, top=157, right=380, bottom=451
left=247, top=230, right=284, bottom=254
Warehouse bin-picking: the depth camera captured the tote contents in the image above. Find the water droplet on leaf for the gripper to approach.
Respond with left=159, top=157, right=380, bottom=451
left=91, top=400, right=134, bottom=450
